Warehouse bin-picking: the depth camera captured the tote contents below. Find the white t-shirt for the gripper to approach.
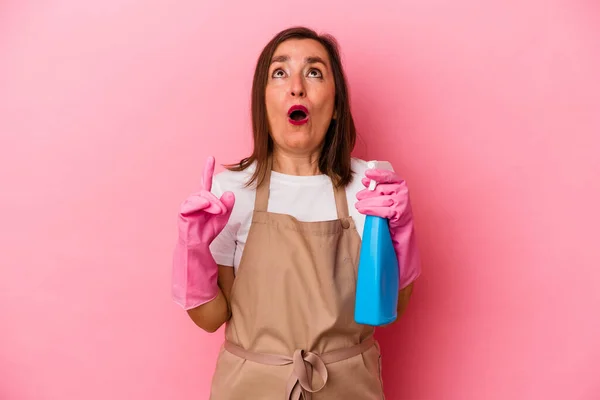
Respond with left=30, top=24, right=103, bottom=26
left=209, top=157, right=373, bottom=272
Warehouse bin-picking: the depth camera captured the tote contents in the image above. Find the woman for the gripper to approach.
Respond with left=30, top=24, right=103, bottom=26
left=172, top=26, right=421, bottom=399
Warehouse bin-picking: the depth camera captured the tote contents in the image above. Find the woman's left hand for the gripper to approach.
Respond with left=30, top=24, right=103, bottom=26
left=355, top=168, right=422, bottom=290
left=355, top=169, right=412, bottom=228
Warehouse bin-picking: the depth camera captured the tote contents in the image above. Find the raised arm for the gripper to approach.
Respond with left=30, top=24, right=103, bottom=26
left=171, top=156, right=236, bottom=333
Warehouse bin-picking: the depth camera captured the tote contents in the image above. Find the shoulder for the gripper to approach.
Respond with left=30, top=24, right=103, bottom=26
left=210, top=163, right=257, bottom=235
left=350, top=157, right=370, bottom=178
left=349, top=157, right=374, bottom=187
left=211, top=162, right=256, bottom=196
left=345, top=157, right=370, bottom=195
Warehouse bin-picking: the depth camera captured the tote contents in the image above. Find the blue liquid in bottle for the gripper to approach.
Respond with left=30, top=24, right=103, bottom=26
left=354, top=161, right=400, bottom=326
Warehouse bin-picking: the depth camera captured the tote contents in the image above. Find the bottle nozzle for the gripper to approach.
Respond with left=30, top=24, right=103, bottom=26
left=366, top=160, right=394, bottom=190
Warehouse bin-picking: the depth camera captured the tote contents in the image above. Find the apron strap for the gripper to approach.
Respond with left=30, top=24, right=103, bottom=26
left=254, top=157, right=273, bottom=212
left=333, top=182, right=350, bottom=219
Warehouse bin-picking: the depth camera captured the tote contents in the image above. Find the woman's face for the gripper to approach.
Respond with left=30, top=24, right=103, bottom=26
left=265, top=38, right=336, bottom=156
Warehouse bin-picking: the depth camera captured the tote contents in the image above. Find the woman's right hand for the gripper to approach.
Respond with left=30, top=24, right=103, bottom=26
left=178, top=156, right=235, bottom=245
left=172, top=156, right=235, bottom=311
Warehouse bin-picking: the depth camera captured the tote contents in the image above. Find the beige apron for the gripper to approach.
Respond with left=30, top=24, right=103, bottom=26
left=210, top=166, right=385, bottom=399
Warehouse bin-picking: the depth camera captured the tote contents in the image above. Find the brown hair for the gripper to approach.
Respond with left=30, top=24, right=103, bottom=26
left=225, top=26, right=357, bottom=188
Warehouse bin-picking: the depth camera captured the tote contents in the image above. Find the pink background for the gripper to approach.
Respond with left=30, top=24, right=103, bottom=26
left=1, top=1, right=599, bottom=399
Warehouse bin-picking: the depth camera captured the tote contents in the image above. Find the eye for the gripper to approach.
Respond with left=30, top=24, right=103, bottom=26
left=307, top=68, right=323, bottom=78
left=272, top=68, right=286, bottom=78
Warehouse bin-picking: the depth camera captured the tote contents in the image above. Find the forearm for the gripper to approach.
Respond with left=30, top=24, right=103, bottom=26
left=396, top=282, right=414, bottom=319
left=186, top=287, right=231, bottom=333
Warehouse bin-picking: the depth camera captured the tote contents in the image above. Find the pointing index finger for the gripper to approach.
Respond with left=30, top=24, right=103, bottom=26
left=202, top=156, right=215, bottom=191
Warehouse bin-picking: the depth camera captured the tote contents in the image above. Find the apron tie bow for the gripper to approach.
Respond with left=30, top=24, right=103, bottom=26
left=287, top=349, right=328, bottom=400
left=223, top=337, right=376, bottom=400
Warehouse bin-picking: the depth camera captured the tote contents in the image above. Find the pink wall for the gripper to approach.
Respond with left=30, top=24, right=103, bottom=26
left=1, top=1, right=599, bottom=399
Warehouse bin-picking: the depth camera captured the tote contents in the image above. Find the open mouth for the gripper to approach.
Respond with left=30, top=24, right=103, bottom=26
left=288, top=105, right=309, bottom=125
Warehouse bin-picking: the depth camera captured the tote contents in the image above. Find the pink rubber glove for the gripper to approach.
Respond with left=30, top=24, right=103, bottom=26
left=355, top=169, right=421, bottom=289
left=171, top=156, right=235, bottom=310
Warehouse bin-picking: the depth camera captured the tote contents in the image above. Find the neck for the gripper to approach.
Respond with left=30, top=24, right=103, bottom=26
left=271, top=149, right=321, bottom=176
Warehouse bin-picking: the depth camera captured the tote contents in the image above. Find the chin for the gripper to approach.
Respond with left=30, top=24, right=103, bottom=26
left=271, top=123, right=325, bottom=153
left=281, top=134, right=319, bottom=153
left=284, top=138, right=313, bottom=151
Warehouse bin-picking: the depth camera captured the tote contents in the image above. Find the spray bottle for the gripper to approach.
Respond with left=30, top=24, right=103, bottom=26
left=354, top=160, right=399, bottom=326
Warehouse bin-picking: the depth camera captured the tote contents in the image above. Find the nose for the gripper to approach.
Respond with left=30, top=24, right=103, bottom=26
left=289, top=75, right=305, bottom=98
left=290, top=88, right=305, bottom=97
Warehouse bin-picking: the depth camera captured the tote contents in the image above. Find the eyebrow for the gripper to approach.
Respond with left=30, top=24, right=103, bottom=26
left=270, top=55, right=329, bottom=67
left=306, top=56, right=328, bottom=66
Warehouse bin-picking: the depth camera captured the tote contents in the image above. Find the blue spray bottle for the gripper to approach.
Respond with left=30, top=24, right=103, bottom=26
left=354, top=160, right=399, bottom=326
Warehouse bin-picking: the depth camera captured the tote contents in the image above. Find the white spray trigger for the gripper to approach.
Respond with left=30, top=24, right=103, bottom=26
left=366, top=160, right=394, bottom=191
